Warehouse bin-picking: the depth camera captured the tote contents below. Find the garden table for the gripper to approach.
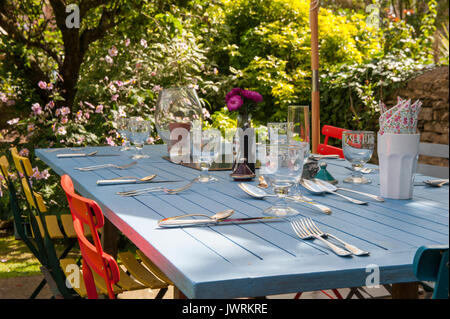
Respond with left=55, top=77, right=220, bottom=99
left=36, top=145, right=449, bottom=299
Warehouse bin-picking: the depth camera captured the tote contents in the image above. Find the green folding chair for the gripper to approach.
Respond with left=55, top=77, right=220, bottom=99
left=413, top=245, right=449, bottom=299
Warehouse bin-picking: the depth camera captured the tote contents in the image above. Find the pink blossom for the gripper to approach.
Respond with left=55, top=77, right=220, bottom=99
left=108, top=45, right=118, bottom=57
left=19, top=148, right=29, bottom=157
left=6, top=99, right=15, bottom=106
left=140, top=39, right=147, bottom=48
left=115, top=80, right=124, bottom=87
left=7, top=118, right=19, bottom=125
left=111, top=94, right=119, bottom=102
left=1, top=93, right=7, bottom=103
left=31, top=103, right=42, bottom=115
left=46, top=83, right=53, bottom=90
left=151, top=71, right=157, bottom=77
left=45, top=101, right=55, bottom=109
left=27, top=124, right=35, bottom=132
left=32, top=167, right=41, bottom=179
left=152, top=85, right=162, bottom=92
left=106, top=136, right=116, bottom=146
left=40, top=169, right=50, bottom=180
left=76, top=110, right=83, bottom=120
left=125, top=38, right=130, bottom=47
left=95, top=104, right=104, bottom=113
left=57, top=127, right=67, bottom=135
left=84, top=112, right=90, bottom=119
left=61, top=107, right=70, bottom=116
left=202, top=108, right=211, bottom=119
left=105, top=55, right=113, bottom=64
left=61, top=117, right=68, bottom=124
left=147, top=137, right=155, bottom=144
left=84, top=101, right=95, bottom=109
left=38, top=81, right=47, bottom=89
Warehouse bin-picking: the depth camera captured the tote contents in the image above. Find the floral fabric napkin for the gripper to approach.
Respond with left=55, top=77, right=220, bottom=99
left=379, top=97, right=422, bottom=135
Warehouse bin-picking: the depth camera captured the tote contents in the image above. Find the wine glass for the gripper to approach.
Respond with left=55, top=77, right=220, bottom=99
left=129, top=117, right=152, bottom=159
left=260, top=144, right=305, bottom=217
left=193, top=129, right=221, bottom=183
left=117, top=117, right=132, bottom=151
left=154, top=87, right=203, bottom=157
left=342, top=131, right=375, bottom=184
left=287, top=105, right=310, bottom=198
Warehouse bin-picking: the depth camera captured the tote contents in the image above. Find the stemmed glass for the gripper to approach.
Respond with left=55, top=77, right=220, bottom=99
left=260, top=144, right=305, bottom=217
left=154, top=87, right=203, bottom=158
left=129, top=117, right=152, bottom=159
left=287, top=105, right=310, bottom=197
left=194, top=129, right=221, bottom=183
left=342, top=131, right=375, bottom=184
left=117, top=117, right=132, bottom=151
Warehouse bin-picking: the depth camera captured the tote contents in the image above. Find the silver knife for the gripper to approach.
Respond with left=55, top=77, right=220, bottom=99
left=158, top=216, right=283, bottom=227
left=97, top=179, right=182, bottom=185
left=57, top=151, right=120, bottom=158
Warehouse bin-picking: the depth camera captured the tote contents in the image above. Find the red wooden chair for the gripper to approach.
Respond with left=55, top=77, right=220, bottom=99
left=316, top=125, right=347, bottom=158
left=60, top=174, right=169, bottom=299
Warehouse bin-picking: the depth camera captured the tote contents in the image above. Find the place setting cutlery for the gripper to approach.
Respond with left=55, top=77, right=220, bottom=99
left=238, top=183, right=332, bottom=215
left=75, top=161, right=137, bottom=171
left=291, top=217, right=369, bottom=257
left=300, top=179, right=370, bottom=205
left=413, top=179, right=449, bottom=187
left=157, top=209, right=283, bottom=228
left=96, top=174, right=183, bottom=186
left=116, top=176, right=200, bottom=197
left=309, top=154, right=345, bottom=161
left=57, top=150, right=120, bottom=158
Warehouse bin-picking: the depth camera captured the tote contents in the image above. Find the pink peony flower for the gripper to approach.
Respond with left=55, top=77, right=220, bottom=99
left=225, top=87, right=242, bottom=103
left=241, top=90, right=263, bottom=103
left=227, top=95, right=244, bottom=111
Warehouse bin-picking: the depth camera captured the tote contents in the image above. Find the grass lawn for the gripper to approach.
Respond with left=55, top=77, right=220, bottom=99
left=0, top=234, right=81, bottom=279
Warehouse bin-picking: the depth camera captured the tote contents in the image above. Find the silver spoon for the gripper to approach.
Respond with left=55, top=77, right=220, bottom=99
left=313, top=179, right=384, bottom=202
left=300, top=179, right=368, bottom=205
left=423, top=179, right=449, bottom=187
left=238, top=183, right=332, bottom=215
left=163, top=176, right=200, bottom=194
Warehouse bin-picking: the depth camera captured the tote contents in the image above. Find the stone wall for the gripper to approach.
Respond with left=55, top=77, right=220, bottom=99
left=387, top=66, right=449, bottom=168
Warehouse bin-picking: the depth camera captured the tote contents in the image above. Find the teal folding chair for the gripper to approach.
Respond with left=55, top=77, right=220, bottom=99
left=413, top=245, right=449, bottom=299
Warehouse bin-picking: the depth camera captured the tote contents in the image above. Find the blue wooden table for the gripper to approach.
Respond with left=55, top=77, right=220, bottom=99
left=36, top=145, right=449, bottom=298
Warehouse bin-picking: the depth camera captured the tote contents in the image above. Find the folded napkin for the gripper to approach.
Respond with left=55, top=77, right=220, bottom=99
left=379, top=97, right=422, bottom=135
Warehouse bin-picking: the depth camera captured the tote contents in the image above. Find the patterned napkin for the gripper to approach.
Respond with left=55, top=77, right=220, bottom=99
left=379, top=97, right=422, bottom=135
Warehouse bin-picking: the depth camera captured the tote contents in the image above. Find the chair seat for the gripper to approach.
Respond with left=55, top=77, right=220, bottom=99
left=60, top=251, right=169, bottom=298
left=118, top=251, right=169, bottom=289
left=60, top=214, right=91, bottom=238
left=136, top=250, right=174, bottom=285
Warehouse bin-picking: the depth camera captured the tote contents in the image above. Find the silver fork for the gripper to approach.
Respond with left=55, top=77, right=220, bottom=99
left=302, top=217, right=369, bottom=256
left=117, top=176, right=200, bottom=197
left=163, top=176, right=200, bottom=194
left=75, top=161, right=137, bottom=171
left=291, top=219, right=352, bottom=257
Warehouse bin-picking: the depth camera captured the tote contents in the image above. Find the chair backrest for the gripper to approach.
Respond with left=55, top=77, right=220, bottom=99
left=60, top=174, right=120, bottom=299
left=317, top=125, right=347, bottom=158
left=1, top=153, right=73, bottom=298
left=413, top=245, right=449, bottom=299
left=417, top=143, right=449, bottom=178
